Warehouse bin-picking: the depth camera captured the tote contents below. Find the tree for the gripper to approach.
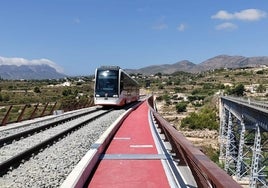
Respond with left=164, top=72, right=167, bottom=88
left=34, top=86, right=41, bottom=93
left=163, top=94, right=171, bottom=105
left=229, top=83, right=245, bottom=96
left=256, top=70, right=264, bottom=74
left=62, top=89, right=72, bottom=96
left=174, top=87, right=185, bottom=93
left=176, top=102, right=187, bottom=113
left=155, top=72, right=162, bottom=78
left=158, top=84, right=164, bottom=90
left=181, top=106, right=218, bottom=130
left=257, top=84, right=266, bottom=93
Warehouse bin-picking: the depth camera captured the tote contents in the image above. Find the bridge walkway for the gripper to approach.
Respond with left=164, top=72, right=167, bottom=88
left=88, top=101, right=193, bottom=187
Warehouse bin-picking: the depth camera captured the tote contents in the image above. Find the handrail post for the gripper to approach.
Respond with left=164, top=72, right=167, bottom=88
left=49, top=102, right=57, bottom=115
left=40, top=102, right=49, bottom=117
left=1, top=105, right=13, bottom=126
left=17, top=104, right=27, bottom=122
left=30, top=103, right=39, bottom=119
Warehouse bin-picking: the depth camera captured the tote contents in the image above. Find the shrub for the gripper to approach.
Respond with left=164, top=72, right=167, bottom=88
left=156, top=96, right=163, bottom=101
left=256, top=70, right=264, bottom=74
left=62, top=89, right=72, bottom=96
left=34, top=87, right=41, bottom=93
left=228, top=83, right=245, bottom=96
left=174, top=87, right=186, bottom=93
left=257, top=84, right=266, bottom=93
left=188, top=95, right=205, bottom=102
left=181, top=106, right=218, bottom=130
left=176, top=102, right=188, bottom=113
left=158, top=85, right=164, bottom=90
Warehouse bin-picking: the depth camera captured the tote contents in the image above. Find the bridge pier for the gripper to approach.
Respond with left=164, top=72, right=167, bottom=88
left=224, top=111, right=238, bottom=174
left=219, top=96, right=268, bottom=187
left=236, top=118, right=245, bottom=180
left=250, top=125, right=268, bottom=187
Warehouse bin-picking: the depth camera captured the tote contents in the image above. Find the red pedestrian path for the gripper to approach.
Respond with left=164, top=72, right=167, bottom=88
left=88, top=101, right=171, bottom=187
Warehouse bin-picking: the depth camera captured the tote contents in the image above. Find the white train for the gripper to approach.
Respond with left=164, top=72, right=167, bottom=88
left=94, top=66, right=139, bottom=106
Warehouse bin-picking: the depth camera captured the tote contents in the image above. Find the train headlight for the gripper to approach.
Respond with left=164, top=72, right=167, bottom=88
left=96, top=94, right=100, bottom=97
left=113, top=95, right=118, bottom=98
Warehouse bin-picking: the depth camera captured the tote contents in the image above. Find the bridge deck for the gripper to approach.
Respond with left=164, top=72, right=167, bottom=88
left=88, top=101, right=171, bottom=187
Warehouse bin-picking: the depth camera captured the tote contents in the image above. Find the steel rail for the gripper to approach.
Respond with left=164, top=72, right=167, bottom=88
left=147, top=96, right=242, bottom=188
left=0, top=109, right=112, bottom=176
left=0, top=108, right=100, bottom=147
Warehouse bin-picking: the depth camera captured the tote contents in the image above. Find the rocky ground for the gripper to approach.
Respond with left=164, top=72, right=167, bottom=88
left=156, top=100, right=219, bottom=151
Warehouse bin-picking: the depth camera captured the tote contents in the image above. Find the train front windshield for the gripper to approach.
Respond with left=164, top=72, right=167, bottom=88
left=95, top=70, right=119, bottom=97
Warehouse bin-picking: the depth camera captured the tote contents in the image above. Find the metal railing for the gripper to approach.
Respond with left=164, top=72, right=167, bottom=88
left=0, top=98, right=94, bottom=126
left=147, top=95, right=242, bottom=188
left=222, top=96, right=268, bottom=111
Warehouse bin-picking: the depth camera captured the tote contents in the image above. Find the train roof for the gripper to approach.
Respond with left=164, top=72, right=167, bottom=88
left=98, top=66, right=121, bottom=70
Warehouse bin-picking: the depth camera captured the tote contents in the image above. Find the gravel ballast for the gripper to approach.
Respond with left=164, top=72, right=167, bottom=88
left=0, top=109, right=125, bottom=188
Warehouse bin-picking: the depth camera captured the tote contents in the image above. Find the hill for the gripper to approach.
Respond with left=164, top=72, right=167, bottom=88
left=126, top=55, right=268, bottom=75
left=200, top=55, right=268, bottom=71
left=0, top=64, right=66, bottom=80
left=127, top=60, right=196, bottom=75
left=2, top=54, right=268, bottom=79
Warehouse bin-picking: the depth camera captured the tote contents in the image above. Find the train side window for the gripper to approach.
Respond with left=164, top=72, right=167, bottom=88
left=120, top=81, right=124, bottom=92
left=120, top=74, right=124, bottom=92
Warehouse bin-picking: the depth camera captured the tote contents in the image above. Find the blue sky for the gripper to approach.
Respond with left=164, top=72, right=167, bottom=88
left=0, top=0, right=267, bottom=76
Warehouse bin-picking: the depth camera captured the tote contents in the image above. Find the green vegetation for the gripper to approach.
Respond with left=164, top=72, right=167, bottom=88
left=201, top=145, right=220, bottom=164
left=257, top=84, right=266, bottom=93
left=175, top=102, right=188, bottom=113
left=0, top=77, right=94, bottom=124
left=136, top=67, right=268, bottom=131
left=227, top=83, right=245, bottom=96
left=181, top=105, right=218, bottom=130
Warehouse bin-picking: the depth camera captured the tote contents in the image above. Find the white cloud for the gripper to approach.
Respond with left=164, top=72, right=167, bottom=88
left=212, top=9, right=267, bottom=21
left=177, top=23, right=186, bottom=31
left=212, top=10, right=233, bottom=20
left=235, top=9, right=266, bottom=21
left=0, top=56, right=64, bottom=73
left=215, top=22, right=238, bottom=31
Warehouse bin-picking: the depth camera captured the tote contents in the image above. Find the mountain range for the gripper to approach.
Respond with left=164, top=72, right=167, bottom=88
left=0, top=64, right=66, bottom=80
left=126, top=55, right=268, bottom=75
left=1, top=55, right=268, bottom=79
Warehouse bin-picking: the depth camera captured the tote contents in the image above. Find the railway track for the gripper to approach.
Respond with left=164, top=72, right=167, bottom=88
left=0, top=108, right=111, bottom=175
left=0, top=108, right=101, bottom=146
left=0, top=107, right=101, bottom=140
left=0, top=105, right=132, bottom=187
